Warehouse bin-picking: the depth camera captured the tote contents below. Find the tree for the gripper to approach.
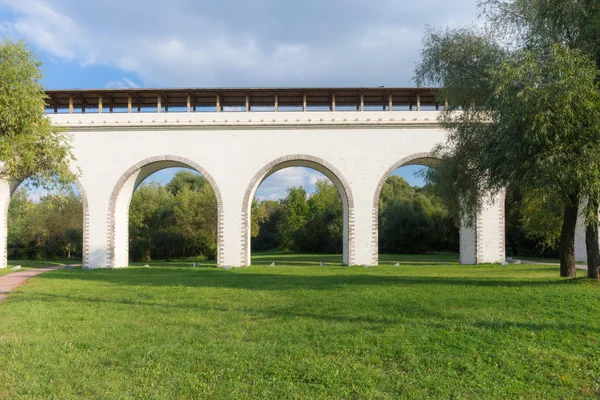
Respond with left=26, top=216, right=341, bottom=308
left=129, top=172, right=219, bottom=262
left=165, top=170, right=209, bottom=195
left=278, top=187, right=310, bottom=252
left=8, top=187, right=83, bottom=260
left=416, top=26, right=600, bottom=277
left=252, top=200, right=283, bottom=252
left=378, top=177, right=458, bottom=254
left=129, top=183, right=175, bottom=261
left=480, top=0, right=600, bottom=279
left=305, top=179, right=343, bottom=253
left=0, top=39, right=75, bottom=188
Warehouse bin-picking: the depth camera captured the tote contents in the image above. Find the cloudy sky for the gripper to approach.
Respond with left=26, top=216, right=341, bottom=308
left=1, top=0, right=480, bottom=199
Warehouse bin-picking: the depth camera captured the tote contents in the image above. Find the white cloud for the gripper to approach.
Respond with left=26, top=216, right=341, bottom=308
left=0, top=0, right=480, bottom=87
left=105, top=77, right=140, bottom=89
left=256, top=167, right=330, bottom=200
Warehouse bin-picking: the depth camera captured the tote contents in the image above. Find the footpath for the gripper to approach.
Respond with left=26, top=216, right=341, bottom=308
left=0, top=266, right=65, bottom=301
left=516, top=259, right=588, bottom=270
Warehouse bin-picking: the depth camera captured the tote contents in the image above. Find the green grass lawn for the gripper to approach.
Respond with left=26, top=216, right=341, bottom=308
left=1, top=254, right=599, bottom=398
left=129, top=251, right=461, bottom=268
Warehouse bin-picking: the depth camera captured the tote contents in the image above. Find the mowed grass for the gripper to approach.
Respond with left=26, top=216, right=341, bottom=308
left=0, top=255, right=599, bottom=399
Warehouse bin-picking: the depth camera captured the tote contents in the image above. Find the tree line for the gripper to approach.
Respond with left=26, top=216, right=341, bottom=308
left=8, top=169, right=562, bottom=262
left=252, top=175, right=460, bottom=254
left=8, top=189, right=83, bottom=260
left=128, top=171, right=218, bottom=261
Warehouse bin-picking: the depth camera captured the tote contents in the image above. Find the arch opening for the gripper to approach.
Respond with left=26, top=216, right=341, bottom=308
left=242, top=155, right=354, bottom=266
left=108, top=156, right=222, bottom=268
left=373, top=153, right=461, bottom=265
left=2, top=177, right=89, bottom=269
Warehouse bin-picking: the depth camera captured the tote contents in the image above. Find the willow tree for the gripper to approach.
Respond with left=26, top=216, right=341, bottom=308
left=478, top=0, right=600, bottom=278
left=416, top=30, right=600, bottom=277
left=0, top=39, right=75, bottom=188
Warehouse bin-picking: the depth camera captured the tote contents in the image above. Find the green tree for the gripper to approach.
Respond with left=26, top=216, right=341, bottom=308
left=39, top=190, right=83, bottom=259
left=129, top=172, right=219, bottom=262
left=0, top=39, right=75, bottom=188
left=8, top=187, right=83, bottom=260
left=304, top=179, right=343, bottom=253
left=378, top=177, right=458, bottom=254
left=278, top=187, right=310, bottom=252
left=416, top=28, right=600, bottom=277
left=480, top=0, right=600, bottom=279
left=129, top=183, right=175, bottom=261
left=166, top=170, right=209, bottom=195
left=252, top=200, right=283, bottom=252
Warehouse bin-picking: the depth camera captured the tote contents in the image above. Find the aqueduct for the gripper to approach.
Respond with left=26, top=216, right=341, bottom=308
left=1, top=87, right=511, bottom=269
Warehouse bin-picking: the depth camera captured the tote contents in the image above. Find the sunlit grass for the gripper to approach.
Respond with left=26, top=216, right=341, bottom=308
left=0, top=253, right=598, bottom=398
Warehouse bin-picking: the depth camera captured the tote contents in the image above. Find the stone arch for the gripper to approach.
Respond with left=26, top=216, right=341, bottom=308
left=241, top=154, right=355, bottom=266
left=371, top=152, right=439, bottom=265
left=1, top=176, right=90, bottom=269
left=107, top=155, right=223, bottom=268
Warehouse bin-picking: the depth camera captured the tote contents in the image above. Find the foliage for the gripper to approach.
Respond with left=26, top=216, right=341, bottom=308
left=253, top=182, right=344, bottom=254
left=416, top=11, right=600, bottom=276
left=0, top=39, right=75, bottom=188
left=129, top=171, right=218, bottom=261
left=480, top=0, right=600, bottom=66
left=7, top=187, right=82, bottom=260
left=479, top=0, right=600, bottom=279
left=504, top=187, right=562, bottom=257
left=378, top=177, right=458, bottom=254
left=253, top=176, right=459, bottom=255
left=0, top=259, right=597, bottom=398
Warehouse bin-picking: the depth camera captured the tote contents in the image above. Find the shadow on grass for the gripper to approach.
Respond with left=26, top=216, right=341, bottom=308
left=14, top=289, right=600, bottom=336
left=125, top=252, right=461, bottom=267
left=35, top=266, right=585, bottom=291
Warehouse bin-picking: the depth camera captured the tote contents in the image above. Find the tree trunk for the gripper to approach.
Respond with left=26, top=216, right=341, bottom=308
left=560, top=193, right=579, bottom=277
left=585, top=198, right=600, bottom=279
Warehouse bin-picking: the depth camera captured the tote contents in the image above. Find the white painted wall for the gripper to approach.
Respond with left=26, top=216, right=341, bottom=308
left=477, top=193, right=505, bottom=263
left=574, top=200, right=600, bottom=264
left=1, top=110, right=507, bottom=268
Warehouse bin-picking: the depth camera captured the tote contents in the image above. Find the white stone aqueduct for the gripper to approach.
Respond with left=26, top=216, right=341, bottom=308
left=0, top=87, right=512, bottom=269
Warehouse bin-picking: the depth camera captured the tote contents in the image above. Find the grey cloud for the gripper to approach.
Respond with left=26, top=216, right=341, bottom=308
left=1, top=0, right=479, bottom=87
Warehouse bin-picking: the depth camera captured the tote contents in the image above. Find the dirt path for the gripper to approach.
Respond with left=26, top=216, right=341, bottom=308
left=0, top=266, right=65, bottom=302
